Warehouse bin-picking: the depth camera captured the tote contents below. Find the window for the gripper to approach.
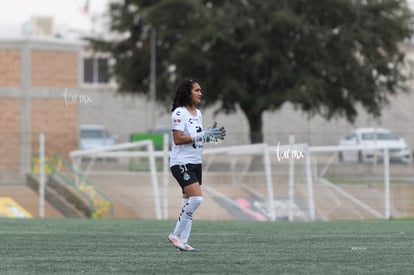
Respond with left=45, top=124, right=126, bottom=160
left=83, top=57, right=109, bottom=84
left=361, top=132, right=398, bottom=141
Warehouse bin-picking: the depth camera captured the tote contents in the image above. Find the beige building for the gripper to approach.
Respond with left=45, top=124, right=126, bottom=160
left=0, top=37, right=81, bottom=179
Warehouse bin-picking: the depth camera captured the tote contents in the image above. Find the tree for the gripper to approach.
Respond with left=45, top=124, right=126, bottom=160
left=90, top=0, right=413, bottom=143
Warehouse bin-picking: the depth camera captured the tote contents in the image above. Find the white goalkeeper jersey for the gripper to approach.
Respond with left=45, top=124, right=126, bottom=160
left=169, top=107, right=203, bottom=167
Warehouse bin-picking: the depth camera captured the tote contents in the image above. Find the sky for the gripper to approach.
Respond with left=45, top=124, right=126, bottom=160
left=1, top=0, right=414, bottom=39
left=0, top=0, right=111, bottom=38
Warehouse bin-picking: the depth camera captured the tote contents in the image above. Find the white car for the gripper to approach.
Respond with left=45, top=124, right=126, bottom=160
left=339, top=128, right=412, bottom=163
left=79, top=124, right=117, bottom=150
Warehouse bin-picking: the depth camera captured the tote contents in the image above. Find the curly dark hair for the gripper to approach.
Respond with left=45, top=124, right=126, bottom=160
left=171, top=79, right=200, bottom=112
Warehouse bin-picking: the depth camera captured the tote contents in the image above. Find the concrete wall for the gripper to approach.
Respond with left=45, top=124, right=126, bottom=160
left=76, top=85, right=414, bottom=151
left=263, top=91, right=414, bottom=147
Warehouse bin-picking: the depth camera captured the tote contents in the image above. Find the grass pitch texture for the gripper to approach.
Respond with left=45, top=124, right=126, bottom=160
left=1, top=219, right=413, bottom=274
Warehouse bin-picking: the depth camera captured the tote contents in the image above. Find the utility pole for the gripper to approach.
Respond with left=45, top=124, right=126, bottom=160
left=149, top=26, right=157, bottom=132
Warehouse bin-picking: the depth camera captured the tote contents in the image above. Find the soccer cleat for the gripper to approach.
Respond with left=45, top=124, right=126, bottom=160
left=177, top=243, right=200, bottom=252
left=168, top=233, right=185, bottom=250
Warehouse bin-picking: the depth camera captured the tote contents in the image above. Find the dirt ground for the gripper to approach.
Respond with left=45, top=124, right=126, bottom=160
left=1, top=172, right=413, bottom=221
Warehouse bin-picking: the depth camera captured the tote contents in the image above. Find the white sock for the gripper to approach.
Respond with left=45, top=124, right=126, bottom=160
left=173, top=198, right=188, bottom=236
left=181, top=198, right=189, bottom=208
left=179, top=198, right=193, bottom=244
left=173, top=198, right=188, bottom=235
left=180, top=219, right=192, bottom=244
left=173, top=196, right=203, bottom=242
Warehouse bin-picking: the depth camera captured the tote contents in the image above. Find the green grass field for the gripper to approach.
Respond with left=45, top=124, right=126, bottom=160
left=1, top=219, right=413, bottom=274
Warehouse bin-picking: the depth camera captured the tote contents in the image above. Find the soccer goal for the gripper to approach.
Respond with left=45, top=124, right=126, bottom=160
left=69, top=136, right=170, bottom=220
left=303, top=143, right=395, bottom=221
left=202, top=143, right=278, bottom=221
left=202, top=138, right=400, bottom=222
left=67, top=135, right=406, bottom=222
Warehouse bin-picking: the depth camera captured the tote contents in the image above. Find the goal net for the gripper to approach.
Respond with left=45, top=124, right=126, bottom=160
left=67, top=135, right=411, bottom=221
left=202, top=142, right=310, bottom=222
left=69, top=138, right=169, bottom=220
left=202, top=139, right=409, bottom=221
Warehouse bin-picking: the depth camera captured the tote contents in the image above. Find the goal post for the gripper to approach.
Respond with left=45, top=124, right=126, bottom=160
left=307, top=144, right=392, bottom=220
left=203, top=143, right=277, bottom=221
left=203, top=141, right=396, bottom=222
left=69, top=137, right=170, bottom=220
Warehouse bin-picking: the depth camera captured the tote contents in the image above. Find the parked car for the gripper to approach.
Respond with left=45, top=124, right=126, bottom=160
left=79, top=124, right=117, bottom=150
left=338, top=128, right=412, bottom=163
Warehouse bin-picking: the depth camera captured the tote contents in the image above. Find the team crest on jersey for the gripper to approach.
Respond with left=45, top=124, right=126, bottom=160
left=183, top=172, right=190, bottom=181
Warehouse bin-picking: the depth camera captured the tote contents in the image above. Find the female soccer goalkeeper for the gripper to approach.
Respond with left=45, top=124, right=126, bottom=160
left=168, top=79, right=226, bottom=252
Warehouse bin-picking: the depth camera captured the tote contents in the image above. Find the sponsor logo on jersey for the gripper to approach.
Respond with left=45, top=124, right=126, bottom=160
left=189, top=118, right=200, bottom=124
